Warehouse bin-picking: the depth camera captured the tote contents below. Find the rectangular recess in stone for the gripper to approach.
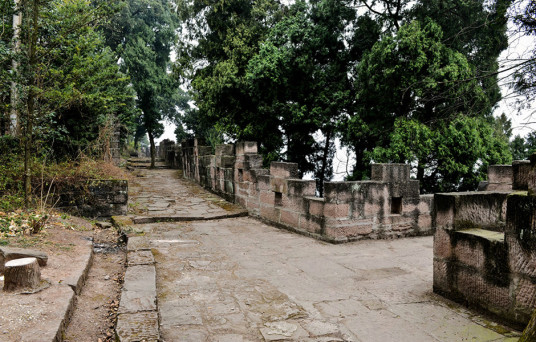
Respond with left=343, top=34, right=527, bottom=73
left=391, top=197, right=402, bottom=214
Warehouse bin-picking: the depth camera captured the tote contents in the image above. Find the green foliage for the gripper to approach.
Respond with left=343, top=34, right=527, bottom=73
left=175, top=0, right=281, bottom=145
left=0, top=0, right=14, bottom=134
left=176, top=0, right=513, bottom=193
left=345, top=19, right=492, bottom=179
left=105, top=0, right=188, bottom=166
left=1, top=0, right=136, bottom=159
left=245, top=0, right=368, bottom=192
left=371, top=116, right=512, bottom=192
left=513, top=0, right=536, bottom=99
left=510, top=132, right=536, bottom=160
left=410, top=0, right=511, bottom=110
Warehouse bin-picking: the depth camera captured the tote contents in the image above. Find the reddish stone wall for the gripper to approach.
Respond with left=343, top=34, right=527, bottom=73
left=177, top=140, right=434, bottom=243
left=433, top=158, right=536, bottom=327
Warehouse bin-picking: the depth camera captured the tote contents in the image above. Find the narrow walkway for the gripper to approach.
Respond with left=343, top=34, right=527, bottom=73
left=117, top=167, right=521, bottom=342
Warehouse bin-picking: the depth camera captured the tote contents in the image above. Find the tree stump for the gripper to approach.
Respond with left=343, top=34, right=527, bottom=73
left=3, top=257, right=41, bottom=292
left=520, top=309, right=536, bottom=342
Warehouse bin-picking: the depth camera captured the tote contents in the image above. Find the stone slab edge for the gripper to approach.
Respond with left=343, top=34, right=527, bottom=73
left=115, top=245, right=160, bottom=341
left=64, top=238, right=94, bottom=295
left=131, top=210, right=248, bottom=224
left=54, top=237, right=94, bottom=342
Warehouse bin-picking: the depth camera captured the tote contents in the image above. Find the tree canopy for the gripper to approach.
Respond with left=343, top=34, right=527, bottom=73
left=105, top=0, right=188, bottom=167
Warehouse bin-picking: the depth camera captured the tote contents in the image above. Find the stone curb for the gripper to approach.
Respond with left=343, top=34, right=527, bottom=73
left=53, top=238, right=94, bottom=342
left=115, top=237, right=159, bottom=342
left=130, top=210, right=249, bottom=224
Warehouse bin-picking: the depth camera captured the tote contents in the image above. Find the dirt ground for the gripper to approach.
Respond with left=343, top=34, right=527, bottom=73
left=0, top=213, right=126, bottom=342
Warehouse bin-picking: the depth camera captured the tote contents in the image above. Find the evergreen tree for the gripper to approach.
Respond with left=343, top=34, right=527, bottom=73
left=105, top=0, right=187, bottom=167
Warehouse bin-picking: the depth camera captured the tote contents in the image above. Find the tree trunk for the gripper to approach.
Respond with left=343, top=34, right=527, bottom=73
left=23, top=0, right=40, bottom=208
left=520, top=309, right=536, bottom=342
left=148, top=130, right=156, bottom=168
left=318, top=129, right=332, bottom=197
left=10, top=0, right=22, bottom=136
left=3, top=257, right=41, bottom=291
left=417, top=160, right=425, bottom=191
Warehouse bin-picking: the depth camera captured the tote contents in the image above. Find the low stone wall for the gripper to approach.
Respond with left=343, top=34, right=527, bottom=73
left=433, top=157, right=536, bottom=327
left=55, top=179, right=128, bottom=218
left=178, top=140, right=433, bottom=242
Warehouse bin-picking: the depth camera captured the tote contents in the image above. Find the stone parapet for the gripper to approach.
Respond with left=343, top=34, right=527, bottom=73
left=170, top=139, right=433, bottom=243
left=433, top=157, right=536, bottom=328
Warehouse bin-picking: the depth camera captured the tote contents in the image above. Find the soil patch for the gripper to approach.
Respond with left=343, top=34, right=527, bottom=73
left=0, top=214, right=126, bottom=341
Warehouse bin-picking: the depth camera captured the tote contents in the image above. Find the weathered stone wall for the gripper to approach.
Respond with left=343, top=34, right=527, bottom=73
left=433, top=157, right=536, bottom=327
left=174, top=140, right=434, bottom=243
left=55, top=180, right=128, bottom=218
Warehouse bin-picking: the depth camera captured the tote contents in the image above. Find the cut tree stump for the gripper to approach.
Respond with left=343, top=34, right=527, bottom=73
left=3, top=257, right=41, bottom=292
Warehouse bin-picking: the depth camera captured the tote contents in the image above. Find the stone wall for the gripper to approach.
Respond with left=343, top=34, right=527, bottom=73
left=433, top=157, right=536, bottom=327
left=178, top=140, right=434, bottom=242
left=55, top=179, right=128, bottom=218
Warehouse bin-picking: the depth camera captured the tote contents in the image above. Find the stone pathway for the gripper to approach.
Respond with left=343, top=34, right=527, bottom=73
left=115, top=166, right=522, bottom=342
left=128, top=168, right=247, bottom=222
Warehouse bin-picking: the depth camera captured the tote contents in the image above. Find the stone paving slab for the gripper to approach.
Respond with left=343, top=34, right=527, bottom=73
left=127, top=168, right=246, bottom=219
left=116, top=311, right=159, bottom=342
left=119, top=265, right=157, bottom=314
left=146, top=218, right=521, bottom=342
left=127, top=250, right=155, bottom=266
left=117, top=167, right=523, bottom=341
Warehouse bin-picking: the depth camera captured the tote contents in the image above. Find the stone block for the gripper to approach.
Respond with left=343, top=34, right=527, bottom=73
left=487, top=165, right=513, bottom=185
left=287, top=179, right=316, bottom=197
left=306, top=197, right=325, bottom=217
left=507, top=235, right=536, bottom=278
left=505, top=194, right=536, bottom=240
left=119, top=265, right=157, bottom=314
left=324, top=222, right=373, bottom=240
left=280, top=194, right=306, bottom=214
left=257, top=175, right=271, bottom=191
left=260, top=205, right=280, bottom=223
left=236, top=196, right=247, bottom=208
left=235, top=141, right=258, bottom=155
left=260, top=190, right=275, bottom=206
left=197, top=145, right=213, bottom=157
left=418, top=194, right=434, bottom=212
left=270, top=162, right=299, bottom=179
left=433, top=259, right=450, bottom=293
left=416, top=213, right=432, bottom=231
left=113, top=193, right=128, bottom=204
left=514, top=277, right=536, bottom=311
left=371, top=163, right=410, bottom=182
left=246, top=199, right=260, bottom=211
left=324, top=203, right=350, bottom=219
left=270, top=177, right=288, bottom=194
left=323, top=181, right=358, bottom=202
left=513, top=160, right=531, bottom=190
left=299, top=215, right=324, bottom=234
left=127, top=250, right=155, bottom=266
left=280, top=209, right=300, bottom=227
left=215, top=144, right=234, bottom=157
left=217, top=155, right=235, bottom=168
left=115, top=311, right=159, bottom=342
left=455, top=267, right=511, bottom=314
left=387, top=180, right=419, bottom=198
left=434, top=192, right=508, bottom=231
left=453, top=237, right=486, bottom=271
